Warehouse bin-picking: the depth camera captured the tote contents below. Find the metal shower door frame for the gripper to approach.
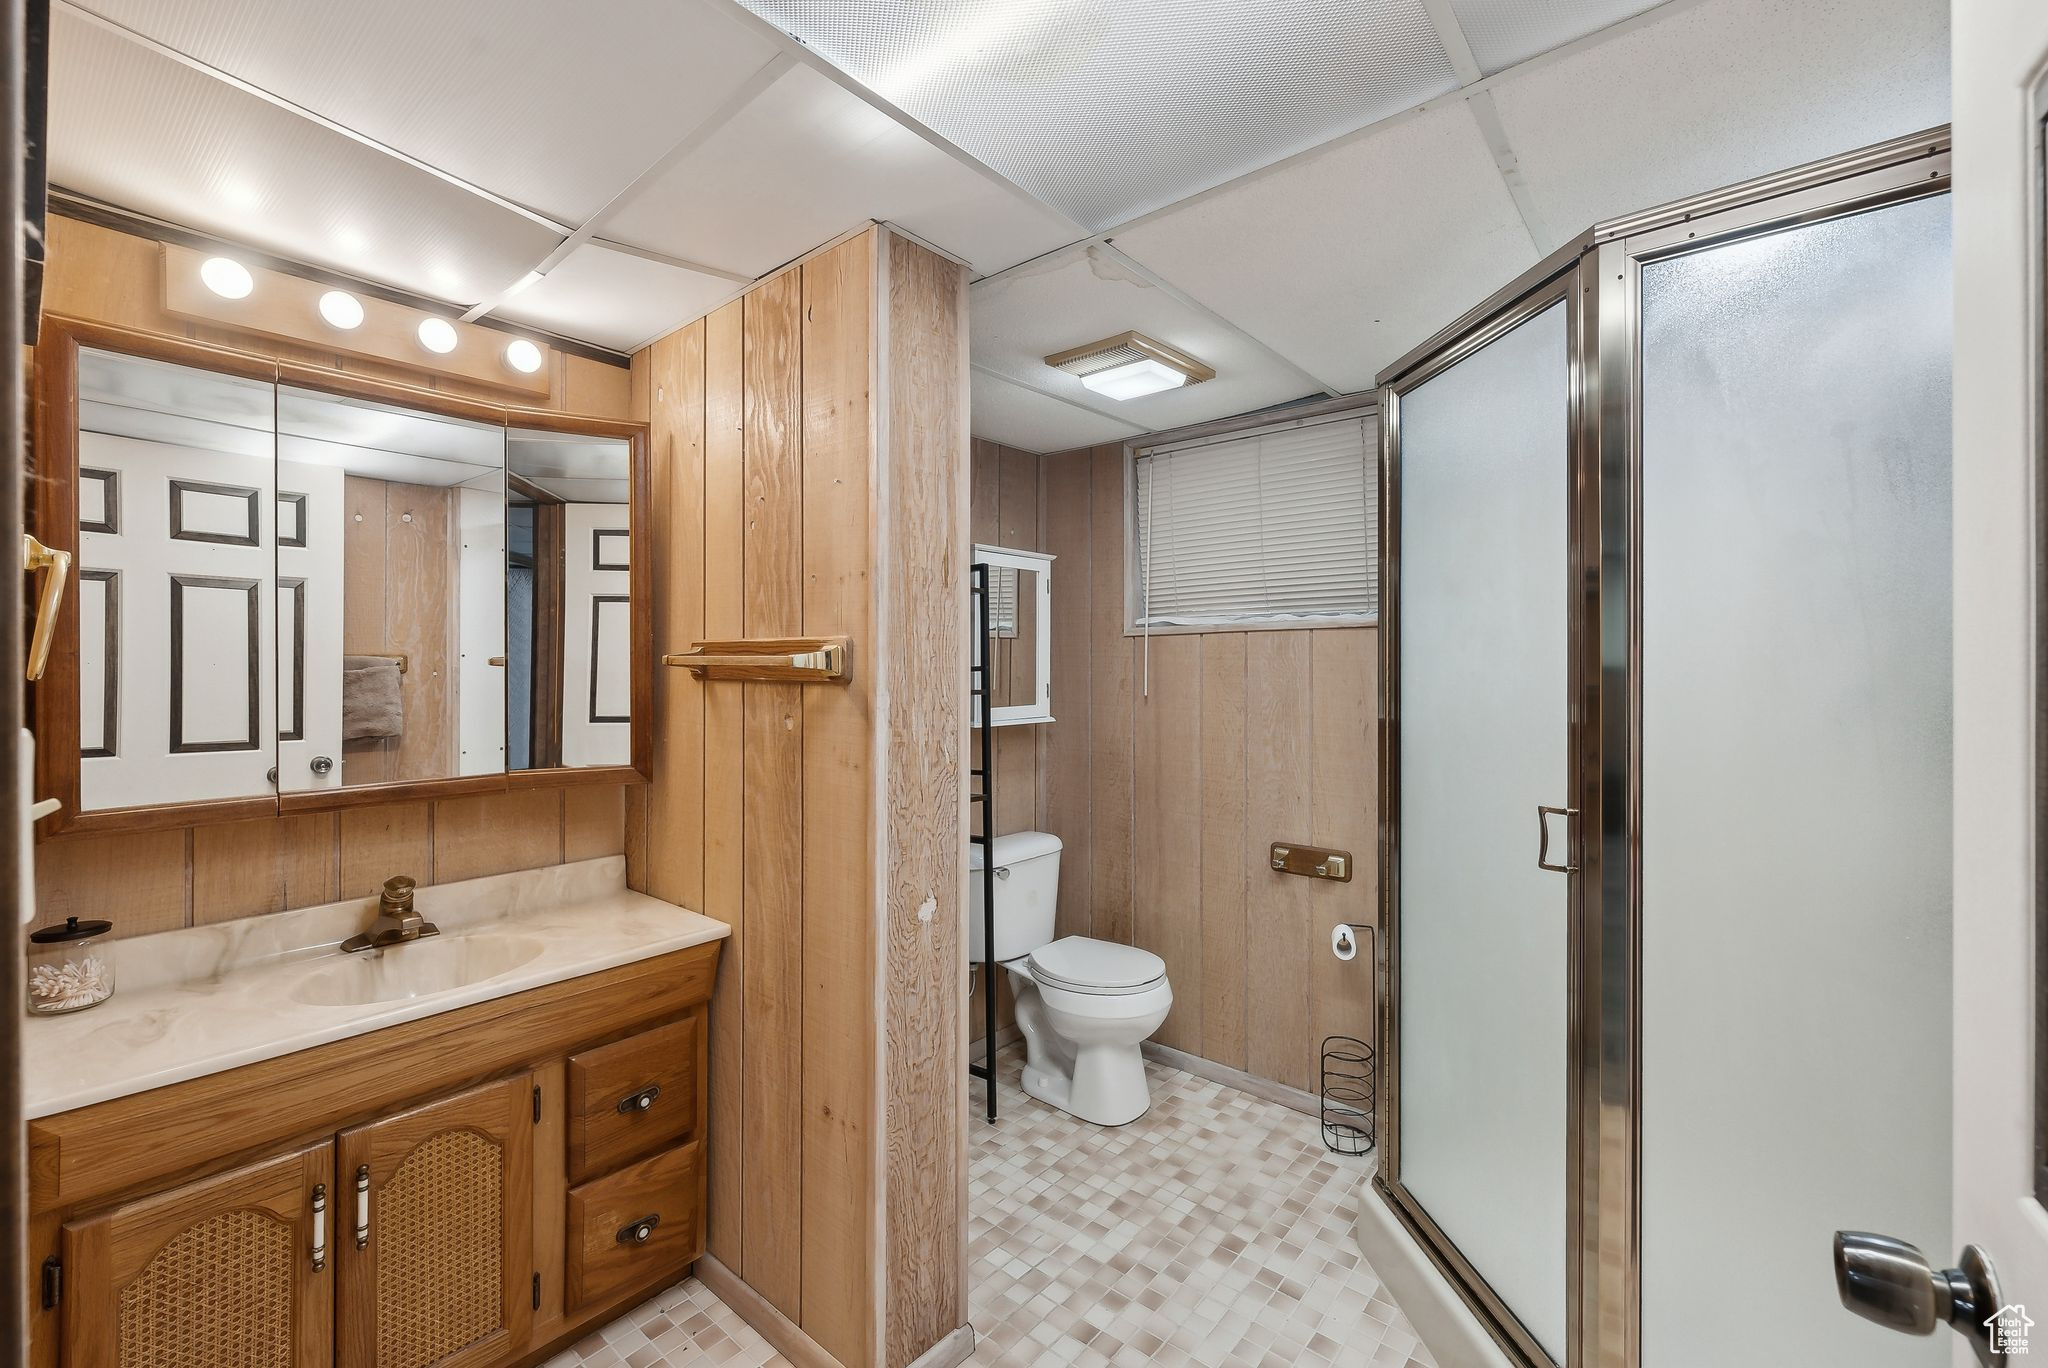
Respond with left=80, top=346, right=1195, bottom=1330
left=1372, top=125, right=1952, bottom=1368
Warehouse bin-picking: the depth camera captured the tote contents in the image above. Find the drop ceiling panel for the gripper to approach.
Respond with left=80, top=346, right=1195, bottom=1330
left=1448, top=0, right=1668, bottom=75
left=1111, top=103, right=1537, bottom=394
left=604, top=65, right=1081, bottom=278
left=491, top=244, right=736, bottom=352
left=65, top=0, right=784, bottom=226
left=731, top=0, right=1460, bottom=230
left=972, top=245, right=1321, bottom=433
left=48, top=9, right=559, bottom=306
left=970, top=369, right=1145, bottom=454
left=1490, top=0, right=1950, bottom=238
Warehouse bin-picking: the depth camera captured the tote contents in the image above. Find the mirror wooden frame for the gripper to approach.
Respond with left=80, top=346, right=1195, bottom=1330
left=30, top=315, right=653, bottom=838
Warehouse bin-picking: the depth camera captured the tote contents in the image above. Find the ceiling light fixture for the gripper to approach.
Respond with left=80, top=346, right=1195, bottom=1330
left=317, top=290, right=365, bottom=330
left=504, top=339, right=544, bottom=375
left=199, top=256, right=254, bottom=300
left=417, top=317, right=459, bottom=354
left=1045, top=331, right=1214, bottom=401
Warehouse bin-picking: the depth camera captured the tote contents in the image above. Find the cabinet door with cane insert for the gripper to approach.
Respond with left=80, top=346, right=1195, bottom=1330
left=63, top=1138, right=334, bottom=1368
left=336, top=1073, right=533, bottom=1368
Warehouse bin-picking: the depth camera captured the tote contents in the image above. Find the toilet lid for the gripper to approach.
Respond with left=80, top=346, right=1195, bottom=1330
left=1027, top=937, right=1166, bottom=994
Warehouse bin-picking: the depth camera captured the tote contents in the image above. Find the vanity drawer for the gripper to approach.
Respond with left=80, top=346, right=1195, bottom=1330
left=566, top=1139, right=699, bottom=1311
left=567, top=1013, right=699, bottom=1180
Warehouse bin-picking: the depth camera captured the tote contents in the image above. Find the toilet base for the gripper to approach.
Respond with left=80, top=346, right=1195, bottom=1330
left=1021, top=1042, right=1152, bottom=1127
left=1007, top=966, right=1170, bottom=1127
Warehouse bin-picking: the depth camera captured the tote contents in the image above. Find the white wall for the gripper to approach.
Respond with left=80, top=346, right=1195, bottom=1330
left=1953, top=0, right=2048, bottom=1333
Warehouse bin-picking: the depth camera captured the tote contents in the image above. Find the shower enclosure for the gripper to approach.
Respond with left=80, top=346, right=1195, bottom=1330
left=1375, top=129, right=1953, bottom=1368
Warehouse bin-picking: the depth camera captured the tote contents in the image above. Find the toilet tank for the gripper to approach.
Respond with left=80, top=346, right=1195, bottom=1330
left=969, top=831, right=1062, bottom=963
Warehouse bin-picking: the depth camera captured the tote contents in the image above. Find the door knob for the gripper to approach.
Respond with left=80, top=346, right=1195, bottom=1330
left=310, top=755, right=334, bottom=775
left=1834, top=1231, right=2006, bottom=1365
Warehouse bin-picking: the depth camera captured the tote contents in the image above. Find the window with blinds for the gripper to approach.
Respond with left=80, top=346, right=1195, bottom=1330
left=1132, top=410, right=1378, bottom=627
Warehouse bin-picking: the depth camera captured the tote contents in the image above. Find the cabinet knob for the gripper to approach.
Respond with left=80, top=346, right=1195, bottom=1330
left=616, top=1084, right=661, bottom=1115
left=616, top=1213, right=662, bottom=1246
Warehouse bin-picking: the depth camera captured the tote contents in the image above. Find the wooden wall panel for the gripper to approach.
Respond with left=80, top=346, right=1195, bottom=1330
left=37, top=783, right=625, bottom=941
left=879, top=230, right=968, bottom=1368
left=644, top=322, right=706, bottom=912
left=1244, top=631, right=1315, bottom=1090
left=628, top=226, right=966, bottom=1368
left=797, top=234, right=875, bottom=1365
left=738, top=268, right=806, bottom=1322
left=1308, top=630, right=1377, bottom=1056
left=1040, top=455, right=1094, bottom=944
left=1020, top=440, right=1382, bottom=1098
left=700, top=300, right=747, bottom=1272
left=1132, top=634, right=1203, bottom=1053
left=191, top=814, right=339, bottom=924
left=1197, top=635, right=1248, bottom=1071
left=1088, top=445, right=1135, bottom=947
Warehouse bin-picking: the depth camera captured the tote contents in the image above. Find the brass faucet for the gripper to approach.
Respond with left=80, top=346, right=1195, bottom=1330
left=340, top=876, right=440, bottom=954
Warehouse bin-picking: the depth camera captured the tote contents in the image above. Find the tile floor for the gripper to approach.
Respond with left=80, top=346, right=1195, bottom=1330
left=964, top=1047, right=1432, bottom=1368
left=545, top=1047, right=1432, bottom=1368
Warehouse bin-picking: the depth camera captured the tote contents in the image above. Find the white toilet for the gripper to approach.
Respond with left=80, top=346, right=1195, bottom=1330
left=970, top=831, right=1172, bottom=1126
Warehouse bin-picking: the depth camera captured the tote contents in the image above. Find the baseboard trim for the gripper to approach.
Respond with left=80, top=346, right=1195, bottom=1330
left=905, top=1323, right=976, bottom=1368
left=694, top=1254, right=842, bottom=1368
left=967, top=1021, right=1021, bottom=1055
left=1141, top=1041, right=1321, bottom=1117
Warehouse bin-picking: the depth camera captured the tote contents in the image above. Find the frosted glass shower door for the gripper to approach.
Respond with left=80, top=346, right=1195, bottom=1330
left=1394, top=300, right=1570, bottom=1361
left=1638, top=194, right=1952, bottom=1367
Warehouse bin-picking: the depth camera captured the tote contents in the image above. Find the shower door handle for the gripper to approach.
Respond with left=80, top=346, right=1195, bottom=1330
left=1834, top=1232, right=2006, bottom=1365
left=1537, top=805, right=1578, bottom=874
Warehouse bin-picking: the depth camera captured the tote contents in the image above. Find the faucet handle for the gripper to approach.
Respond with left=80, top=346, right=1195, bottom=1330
left=379, top=876, right=417, bottom=912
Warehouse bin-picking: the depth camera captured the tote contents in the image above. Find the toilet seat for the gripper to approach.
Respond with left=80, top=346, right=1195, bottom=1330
left=1026, top=936, right=1166, bottom=997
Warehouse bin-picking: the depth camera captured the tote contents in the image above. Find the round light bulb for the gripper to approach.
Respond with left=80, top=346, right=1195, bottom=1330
left=317, top=290, right=364, bottom=330
left=199, top=257, right=253, bottom=300
left=504, top=339, right=543, bottom=374
left=417, top=317, right=458, bottom=354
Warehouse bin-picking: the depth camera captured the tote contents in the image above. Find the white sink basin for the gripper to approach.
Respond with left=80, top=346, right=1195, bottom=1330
left=292, top=935, right=544, bottom=1007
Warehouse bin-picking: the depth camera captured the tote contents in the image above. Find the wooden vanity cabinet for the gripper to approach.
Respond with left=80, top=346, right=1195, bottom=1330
left=28, top=940, right=720, bottom=1368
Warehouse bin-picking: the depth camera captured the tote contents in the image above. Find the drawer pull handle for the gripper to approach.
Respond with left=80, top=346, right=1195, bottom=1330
left=310, top=1183, right=326, bottom=1272
left=616, top=1084, right=661, bottom=1115
left=353, top=1165, right=370, bottom=1249
left=616, top=1213, right=662, bottom=1246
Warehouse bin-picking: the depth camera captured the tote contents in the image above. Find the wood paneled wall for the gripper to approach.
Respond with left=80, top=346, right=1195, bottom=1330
left=28, top=216, right=635, bottom=939
left=339, top=476, right=459, bottom=784
left=630, top=226, right=967, bottom=1368
left=1022, top=442, right=1379, bottom=1095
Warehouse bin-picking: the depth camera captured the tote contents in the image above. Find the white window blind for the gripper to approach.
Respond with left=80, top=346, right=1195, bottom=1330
left=1133, top=411, right=1378, bottom=627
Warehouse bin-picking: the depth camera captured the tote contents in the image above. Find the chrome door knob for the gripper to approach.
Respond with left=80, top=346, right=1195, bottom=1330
left=1834, top=1231, right=2006, bottom=1365
left=310, top=755, right=335, bottom=775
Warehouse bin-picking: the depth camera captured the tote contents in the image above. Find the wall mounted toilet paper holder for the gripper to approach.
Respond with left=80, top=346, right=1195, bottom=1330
left=1331, top=922, right=1374, bottom=961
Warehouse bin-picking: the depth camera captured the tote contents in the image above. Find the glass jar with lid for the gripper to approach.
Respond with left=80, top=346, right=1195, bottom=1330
left=28, top=917, right=115, bottom=1015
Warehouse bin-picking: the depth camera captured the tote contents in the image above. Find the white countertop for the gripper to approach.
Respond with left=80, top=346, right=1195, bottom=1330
left=24, top=856, right=728, bottom=1120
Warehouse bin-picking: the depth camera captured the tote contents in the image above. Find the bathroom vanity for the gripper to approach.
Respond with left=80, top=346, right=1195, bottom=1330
left=20, top=859, right=724, bottom=1368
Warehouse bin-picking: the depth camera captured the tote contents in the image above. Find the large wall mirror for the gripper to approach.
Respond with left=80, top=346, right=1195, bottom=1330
left=34, top=321, right=649, bottom=834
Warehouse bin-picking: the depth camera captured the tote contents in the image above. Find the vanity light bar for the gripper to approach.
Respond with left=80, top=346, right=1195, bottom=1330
left=161, top=242, right=554, bottom=399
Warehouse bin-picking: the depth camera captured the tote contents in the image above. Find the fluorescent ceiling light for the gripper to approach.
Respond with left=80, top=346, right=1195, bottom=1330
left=1079, top=358, right=1189, bottom=400
left=417, top=317, right=459, bottom=354
left=504, top=339, right=544, bottom=374
left=318, top=290, right=364, bottom=330
left=1045, top=331, right=1213, bottom=402
left=199, top=257, right=254, bottom=299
